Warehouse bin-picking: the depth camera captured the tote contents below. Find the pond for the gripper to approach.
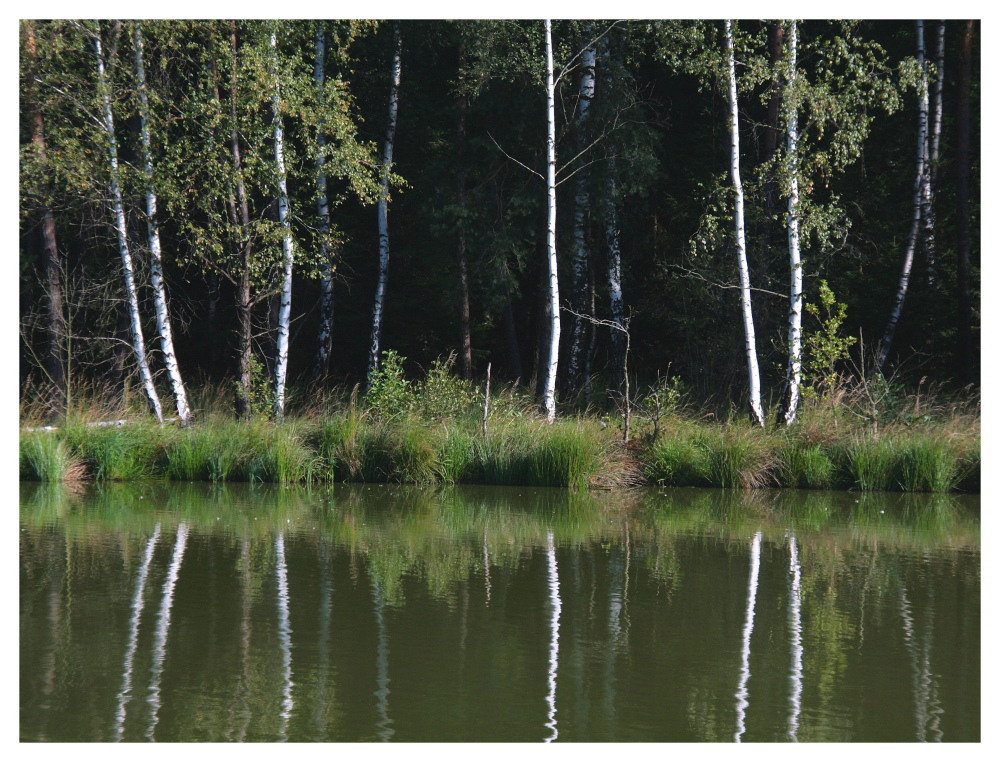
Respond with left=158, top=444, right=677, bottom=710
left=20, top=482, right=979, bottom=742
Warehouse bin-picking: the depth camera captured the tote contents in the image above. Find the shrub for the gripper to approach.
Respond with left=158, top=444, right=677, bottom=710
left=365, top=350, right=414, bottom=420
left=414, top=353, right=479, bottom=422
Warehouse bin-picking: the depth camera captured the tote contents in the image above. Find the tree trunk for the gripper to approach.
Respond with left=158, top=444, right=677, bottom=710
left=565, top=31, right=596, bottom=396
left=133, top=21, right=192, bottom=424
left=921, top=20, right=942, bottom=290
left=781, top=21, right=803, bottom=427
left=956, top=20, right=975, bottom=383
left=503, top=295, right=524, bottom=383
left=367, top=22, right=402, bottom=387
left=542, top=19, right=561, bottom=424
left=94, top=25, right=163, bottom=422
left=25, top=22, right=67, bottom=418
left=600, top=34, right=626, bottom=397
left=456, top=44, right=473, bottom=380
left=724, top=20, right=765, bottom=427
left=312, top=23, right=335, bottom=384
left=878, top=21, right=930, bottom=372
left=228, top=23, right=256, bottom=420
left=270, top=29, right=296, bottom=421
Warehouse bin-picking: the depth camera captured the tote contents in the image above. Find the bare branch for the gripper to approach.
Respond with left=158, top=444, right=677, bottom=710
left=667, top=263, right=790, bottom=299
left=487, top=132, right=543, bottom=180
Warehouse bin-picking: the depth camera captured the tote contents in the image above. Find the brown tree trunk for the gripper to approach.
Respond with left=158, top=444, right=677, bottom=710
left=456, top=44, right=473, bottom=380
left=25, top=22, right=67, bottom=417
left=956, top=20, right=976, bottom=383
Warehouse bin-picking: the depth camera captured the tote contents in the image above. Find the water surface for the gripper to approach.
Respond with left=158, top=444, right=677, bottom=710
left=20, top=482, right=980, bottom=742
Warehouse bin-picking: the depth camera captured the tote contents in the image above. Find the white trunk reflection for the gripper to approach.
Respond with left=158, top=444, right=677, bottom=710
left=734, top=531, right=761, bottom=743
left=113, top=523, right=161, bottom=742
left=544, top=531, right=561, bottom=742
left=901, top=573, right=944, bottom=742
left=373, top=580, right=394, bottom=741
left=483, top=532, right=492, bottom=604
left=276, top=532, right=294, bottom=741
left=146, top=523, right=188, bottom=741
left=787, top=535, right=803, bottom=741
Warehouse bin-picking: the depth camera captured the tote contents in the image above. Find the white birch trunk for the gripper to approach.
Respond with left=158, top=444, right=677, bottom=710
left=543, top=19, right=561, bottom=424
left=782, top=21, right=803, bottom=427
left=923, top=20, right=945, bottom=290
left=270, top=29, right=295, bottom=421
left=313, top=23, right=335, bottom=382
left=94, top=28, right=163, bottom=423
left=133, top=22, right=191, bottom=425
left=367, top=23, right=402, bottom=386
left=725, top=21, right=765, bottom=427
left=566, top=35, right=597, bottom=394
left=878, top=21, right=930, bottom=372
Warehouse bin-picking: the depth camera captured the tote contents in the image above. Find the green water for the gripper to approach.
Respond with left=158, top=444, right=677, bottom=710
left=20, top=482, right=980, bottom=742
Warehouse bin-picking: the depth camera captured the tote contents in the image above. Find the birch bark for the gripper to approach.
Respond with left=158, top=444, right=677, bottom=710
left=781, top=21, right=803, bottom=426
left=878, top=21, right=930, bottom=372
left=543, top=19, right=561, bottom=423
left=133, top=21, right=192, bottom=424
left=93, top=24, right=163, bottom=422
left=312, top=23, right=335, bottom=383
left=724, top=20, right=765, bottom=427
left=565, top=33, right=596, bottom=395
left=921, top=20, right=942, bottom=290
left=367, top=23, right=402, bottom=386
left=270, top=28, right=295, bottom=421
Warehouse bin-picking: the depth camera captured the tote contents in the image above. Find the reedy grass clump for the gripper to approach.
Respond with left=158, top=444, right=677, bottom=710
left=63, top=422, right=164, bottom=481
left=20, top=431, right=85, bottom=482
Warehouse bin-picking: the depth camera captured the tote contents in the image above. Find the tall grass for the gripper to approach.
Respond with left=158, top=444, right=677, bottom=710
left=20, top=432, right=85, bottom=482
left=18, top=376, right=979, bottom=492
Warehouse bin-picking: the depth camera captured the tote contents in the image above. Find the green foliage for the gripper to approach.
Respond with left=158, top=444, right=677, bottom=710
left=413, top=353, right=479, bottom=421
left=804, top=280, right=857, bottom=393
left=636, top=373, right=688, bottom=441
left=235, top=355, right=276, bottom=422
left=365, top=350, right=415, bottom=420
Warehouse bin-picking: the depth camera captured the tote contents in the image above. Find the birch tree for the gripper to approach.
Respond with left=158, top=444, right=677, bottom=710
left=269, top=27, right=295, bottom=422
left=542, top=19, right=560, bottom=423
left=132, top=21, right=192, bottom=424
left=367, top=22, right=403, bottom=386
left=92, top=22, right=163, bottom=422
left=780, top=20, right=803, bottom=426
left=922, top=21, right=945, bottom=290
left=878, top=21, right=930, bottom=372
left=724, top=20, right=765, bottom=427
